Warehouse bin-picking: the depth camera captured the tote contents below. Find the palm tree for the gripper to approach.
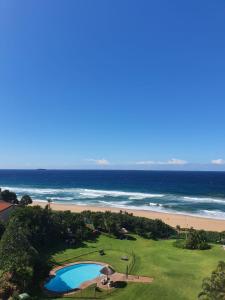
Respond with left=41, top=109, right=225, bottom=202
left=47, top=199, right=52, bottom=209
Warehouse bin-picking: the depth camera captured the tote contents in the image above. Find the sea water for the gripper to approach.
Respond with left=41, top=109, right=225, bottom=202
left=0, top=170, right=225, bottom=219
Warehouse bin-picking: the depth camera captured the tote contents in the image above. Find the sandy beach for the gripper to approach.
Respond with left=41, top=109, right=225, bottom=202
left=32, top=201, right=225, bottom=232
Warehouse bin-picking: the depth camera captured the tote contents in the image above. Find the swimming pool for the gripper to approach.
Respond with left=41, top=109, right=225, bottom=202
left=44, top=263, right=103, bottom=293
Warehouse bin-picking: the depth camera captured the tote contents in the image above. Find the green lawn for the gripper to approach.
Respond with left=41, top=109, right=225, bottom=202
left=41, top=235, right=225, bottom=300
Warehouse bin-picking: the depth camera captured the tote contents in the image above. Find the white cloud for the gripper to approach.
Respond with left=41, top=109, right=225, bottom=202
left=135, top=160, right=155, bottom=165
left=136, top=158, right=187, bottom=165
left=95, top=159, right=110, bottom=165
left=166, top=158, right=187, bottom=165
left=211, top=159, right=225, bottom=165
left=86, top=158, right=110, bottom=165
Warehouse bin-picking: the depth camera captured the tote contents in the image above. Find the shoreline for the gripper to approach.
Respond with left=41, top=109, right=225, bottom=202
left=32, top=201, right=225, bottom=232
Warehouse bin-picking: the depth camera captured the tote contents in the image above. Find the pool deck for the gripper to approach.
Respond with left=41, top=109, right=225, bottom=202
left=45, top=260, right=153, bottom=296
left=81, top=272, right=153, bottom=290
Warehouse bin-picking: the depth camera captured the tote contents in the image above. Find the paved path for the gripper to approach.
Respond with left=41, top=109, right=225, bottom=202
left=81, top=272, right=153, bottom=290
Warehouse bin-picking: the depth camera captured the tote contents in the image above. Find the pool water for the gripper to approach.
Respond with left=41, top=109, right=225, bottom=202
left=44, top=263, right=103, bottom=293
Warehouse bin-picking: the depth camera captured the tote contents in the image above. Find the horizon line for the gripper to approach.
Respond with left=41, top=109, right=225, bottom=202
left=0, top=168, right=225, bottom=173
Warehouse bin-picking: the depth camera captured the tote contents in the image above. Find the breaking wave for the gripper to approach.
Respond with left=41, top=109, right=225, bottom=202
left=1, top=186, right=164, bottom=200
left=182, top=196, right=225, bottom=204
left=1, top=185, right=225, bottom=219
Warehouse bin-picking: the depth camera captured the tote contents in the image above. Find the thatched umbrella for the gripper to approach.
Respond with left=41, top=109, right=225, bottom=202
left=100, top=265, right=115, bottom=280
left=120, top=227, right=128, bottom=234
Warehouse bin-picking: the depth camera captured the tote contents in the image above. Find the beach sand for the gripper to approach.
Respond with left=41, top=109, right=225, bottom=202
left=32, top=202, right=225, bottom=232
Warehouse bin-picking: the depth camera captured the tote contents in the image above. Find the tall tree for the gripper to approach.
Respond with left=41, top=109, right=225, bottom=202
left=0, top=220, right=38, bottom=292
left=20, top=195, right=33, bottom=206
left=0, top=189, right=18, bottom=204
left=199, top=261, right=225, bottom=300
left=0, top=220, right=5, bottom=239
left=185, top=228, right=210, bottom=250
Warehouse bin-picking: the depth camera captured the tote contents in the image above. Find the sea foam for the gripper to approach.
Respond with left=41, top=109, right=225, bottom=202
left=1, top=186, right=165, bottom=200
left=182, top=196, right=225, bottom=204
left=2, top=185, right=225, bottom=219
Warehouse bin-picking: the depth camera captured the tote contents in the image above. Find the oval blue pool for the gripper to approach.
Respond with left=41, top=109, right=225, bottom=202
left=44, top=263, right=103, bottom=293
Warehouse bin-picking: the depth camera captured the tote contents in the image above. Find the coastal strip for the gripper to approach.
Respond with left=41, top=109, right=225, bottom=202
left=32, top=202, right=225, bottom=232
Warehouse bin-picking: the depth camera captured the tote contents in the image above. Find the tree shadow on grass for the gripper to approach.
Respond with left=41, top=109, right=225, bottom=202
left=41, top=240, right=89, bottom=259
left=126, top=235, right=136, bottom=241
left=114, top=281, right=127, bottom=288
left=41, top=231, right=101, bottom=260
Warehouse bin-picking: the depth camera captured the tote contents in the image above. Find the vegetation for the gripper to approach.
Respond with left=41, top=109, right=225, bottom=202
left=20, top=195, right=33, bottom=206
left=0, top=206, right=91, bottom=298
left=199, top=261, right=225, bottom=300
left=0, top=189, right=18, bottom=204
left=39, top=234, right=225, bottom=300
left=175, top=228, right=211, bottom=250
left=0, top=205, right=175, bottom=298
left=0, top=220, right=5, bottom=239
left=0, top=220, right=38, bottom=295
left=176, top=228, right=225, bottom=245
left=201, top=230, right=225, bottom=244
left=0, top=188, right=33, bottom=206
left=80, top=210, right=176, bottom=239
left=0, top=189, right=224, bottom=300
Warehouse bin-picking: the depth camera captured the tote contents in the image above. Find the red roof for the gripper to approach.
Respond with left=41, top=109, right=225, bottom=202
left=0, top=201, right=13, bottom=212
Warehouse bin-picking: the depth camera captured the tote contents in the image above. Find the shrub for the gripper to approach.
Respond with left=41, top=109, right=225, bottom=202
left=199, top=261, right=225, bottom=299
left=174, top=228, right=211, bottom=250
left=20, top=195, right=33, bottom=206
left=0, top=220, right=5, bottom=239
left=0, top=190, right=18, bottom=204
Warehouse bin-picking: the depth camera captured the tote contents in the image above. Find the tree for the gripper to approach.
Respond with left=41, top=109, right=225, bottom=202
left=0, top=190, right=18, bottom=204
left=184, top=228, right=210, bottom=250
left=20, top=195, right=33, bottom=206
left=176, top=225, right=181, bottom=233
left=0, top=272, right=17, bottom=300
left=199, top=261, right=225, bottom=299
left=47, top=198, right=52, bottom=209
left=10, top=205, right=58, bottom=248
left=0, top=220, right=5, bottom=239
left=0, top=220, right=38, bottom=293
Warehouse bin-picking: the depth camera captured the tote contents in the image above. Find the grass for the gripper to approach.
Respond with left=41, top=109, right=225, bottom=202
left=40, top=235, right=225, bottom=300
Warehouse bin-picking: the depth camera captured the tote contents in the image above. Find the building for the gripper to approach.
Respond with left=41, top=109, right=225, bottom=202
left=0, top=201, right=14, bottom=222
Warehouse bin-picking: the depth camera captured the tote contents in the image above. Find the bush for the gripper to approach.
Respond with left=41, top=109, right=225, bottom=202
left=174, top=229, right=211, bottom=250
left=0, top=190, right=18, bottom=204
left=0, top=220, right=5, bottom=239
left=199, top=261, right=225, bottom=299
left=0, top=199, right=176, bottom=297
left=20, top=195, right=33, bottom=206
left=199, top=242, right=211, bottom=250
left=173, top=239, right=185, bottom=249
left=176, top=229, right=225, bottom=244
left=81, top=210, right=176, bottom=240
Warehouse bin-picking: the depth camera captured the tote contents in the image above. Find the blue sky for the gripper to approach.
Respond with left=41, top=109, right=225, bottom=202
left=0, top=0, right=225, bottom=170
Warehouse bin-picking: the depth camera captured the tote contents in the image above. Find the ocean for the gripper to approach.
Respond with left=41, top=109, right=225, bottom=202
left=0, top=170, right=225, bottom=220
